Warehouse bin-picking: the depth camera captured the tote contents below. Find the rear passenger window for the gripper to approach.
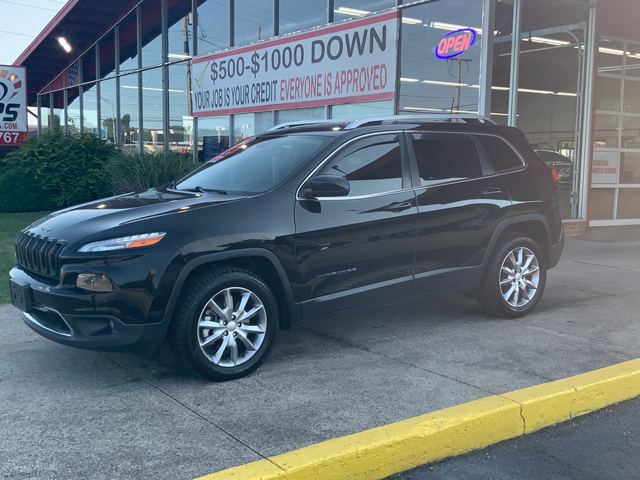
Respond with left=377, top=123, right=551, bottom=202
left=322, top=135, right=402, bottom=197
left=411, top=133, right=483, bottom=186
left=477, top=135, right=523, bottom=171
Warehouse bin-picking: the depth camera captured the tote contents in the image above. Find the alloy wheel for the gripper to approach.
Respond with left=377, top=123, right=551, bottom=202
left=499, top=247, right=540, bottom=308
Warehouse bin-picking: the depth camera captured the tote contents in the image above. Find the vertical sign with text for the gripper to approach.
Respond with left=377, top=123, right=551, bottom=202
left=0, top=65, right=27, bottom=146
left=191, top=11, right=398, bottom=116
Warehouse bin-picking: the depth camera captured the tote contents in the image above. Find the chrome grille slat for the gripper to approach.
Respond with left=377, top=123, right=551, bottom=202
left=15, top=232, right=66, bottom=280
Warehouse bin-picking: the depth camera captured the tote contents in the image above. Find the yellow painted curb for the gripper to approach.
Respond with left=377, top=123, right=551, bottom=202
left=196, top=358, right=640, bottom=480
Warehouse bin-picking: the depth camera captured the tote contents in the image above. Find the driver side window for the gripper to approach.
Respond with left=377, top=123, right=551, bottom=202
left=321, top=135, right=403, bottom=197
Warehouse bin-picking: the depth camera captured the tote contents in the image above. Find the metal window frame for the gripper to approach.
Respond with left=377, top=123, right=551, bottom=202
left=137, top=4, right=144, bottom=153
left=115, top=24, right=121, bottom=145
left=96, top=44, right=102, bottom=139
left=162, top=0, right=169, bottom=152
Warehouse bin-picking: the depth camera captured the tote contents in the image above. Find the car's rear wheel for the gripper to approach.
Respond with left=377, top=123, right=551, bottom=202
left=169, top=267, right=278, bottom=381
left=477, top=234, right=547, bottom=318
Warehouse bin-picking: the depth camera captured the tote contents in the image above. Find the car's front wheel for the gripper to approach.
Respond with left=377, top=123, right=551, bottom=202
left=169, top=267, right=278, bottom=381
left=477, top=234, right=547, bottom=318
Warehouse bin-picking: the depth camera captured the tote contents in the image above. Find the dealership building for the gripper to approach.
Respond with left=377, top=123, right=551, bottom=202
left=14, top=0, right=640, bottom=231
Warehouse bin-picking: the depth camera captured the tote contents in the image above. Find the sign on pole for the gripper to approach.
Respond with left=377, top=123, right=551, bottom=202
left=191, top=11, right=398, bottom=117
left=0, top=65, right=27, bottom=146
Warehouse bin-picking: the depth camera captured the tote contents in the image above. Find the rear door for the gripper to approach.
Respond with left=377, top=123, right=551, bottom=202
left=293, top=132, right=417, bottom=318
left=407, top=131, right=512, bottom=294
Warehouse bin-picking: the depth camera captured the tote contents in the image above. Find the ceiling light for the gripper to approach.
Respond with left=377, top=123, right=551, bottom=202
left=400, top=77, right=419, bottom=82
left=334, top=7, right=370, bottom=16
left=403, top=107, right=444, bottom=112
left=402, top=17, right=422, bottom=25
left=58, top=37, right=72, bottom=53
left=525, top=36, right=570, bottom=46
left=167, top=53, right=192, bottom=60
left=422, top=80, right=468, bottom=87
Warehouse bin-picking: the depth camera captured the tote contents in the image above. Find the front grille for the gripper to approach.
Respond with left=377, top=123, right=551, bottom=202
left=15, top=232, right=66, bottom=279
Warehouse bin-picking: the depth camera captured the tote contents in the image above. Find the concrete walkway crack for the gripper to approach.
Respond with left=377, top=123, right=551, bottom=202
left=572, top=260, right=640, bottom=272
left=99, top=352, right=285, bottom=473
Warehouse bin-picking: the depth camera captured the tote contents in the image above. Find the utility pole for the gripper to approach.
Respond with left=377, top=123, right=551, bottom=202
left=449, top=57, right=472, bottom=113
left=183, top=16, right=193, bottom=116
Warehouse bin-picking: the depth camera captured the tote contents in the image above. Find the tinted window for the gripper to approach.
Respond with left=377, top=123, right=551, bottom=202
left=322, top=136, right=402, bottom=197
left=478, top=135, right=524, bottom=172
left=176, top=135, right=331, bottom=193
left=411, top=133, right=483, bottom=186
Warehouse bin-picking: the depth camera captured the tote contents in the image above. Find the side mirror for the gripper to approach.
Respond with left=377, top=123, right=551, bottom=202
left=300, top=175, right=350, bottom=198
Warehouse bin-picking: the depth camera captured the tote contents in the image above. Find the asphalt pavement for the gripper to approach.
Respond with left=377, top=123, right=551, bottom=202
left=1, top=227, right=640, bottom=479
left=389, top=396, right=640, bottom=480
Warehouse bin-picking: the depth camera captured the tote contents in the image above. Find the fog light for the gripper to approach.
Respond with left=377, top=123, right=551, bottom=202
left=76, top=273, right=113, bottom=293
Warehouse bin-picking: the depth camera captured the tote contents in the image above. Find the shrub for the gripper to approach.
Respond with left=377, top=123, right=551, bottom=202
left=104, top=150, right=197, bottom=195
left=0, top=131, right=117, bottom=212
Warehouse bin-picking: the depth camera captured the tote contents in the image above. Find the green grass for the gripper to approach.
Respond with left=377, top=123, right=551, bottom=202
left=1, top=212, right=51, bottom=304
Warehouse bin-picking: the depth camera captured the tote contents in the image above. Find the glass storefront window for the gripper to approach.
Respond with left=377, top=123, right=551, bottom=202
left=597, top=39, right=624, bottom=76
left=620, top=153, right=640, bottom=184
left=279, top=0, right=327, bottom=35
left=120, top=11, right=140, bottom=75
left=141, top=0, right=162, bottom=68
left=169, top=62, right=193, bottom=153
left=625, top=45, right=640, bottom=78
left=399, top=1, right=482, bottom=115
left=235, top=0, right=273, bottom=46
left=100, top=30, right=117, bottom=79
left=621, top=115, right=640, bottom=148
left=233, top=112, right=274, bottom=144
left=142, top=68, right=164, bottom=151
left=331, top=100, right=393, bottom=120
left=198, top=115, right=230, bottom=161
left=276, top=107, right=324, bottom=124
left=617, top=189, right=640, bottom=218
left=594, top=114, right=620, bottom=148
left=100, top=78, right=118, bottom=144
left=82, top=84, right=99, bottom=135
left=589, top=188, right=615, bottom=220
left=595, top=76, right=621, bottom=112
left=52, top=91, right=64, bottom=132
left=333, top=0, right=395, bottom=21
left=623, top=79, right=640, bottom=114
left=66, top=89, right=81, bottom=135
left=120, top=74, right=140, bottom=152
left=168, top=5, right=193, bottom=61
left=197, top=0, right=230, bottom=55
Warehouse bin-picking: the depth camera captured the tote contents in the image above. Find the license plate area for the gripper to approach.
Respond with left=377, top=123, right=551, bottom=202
left=10, top=278, right=33, bottom=312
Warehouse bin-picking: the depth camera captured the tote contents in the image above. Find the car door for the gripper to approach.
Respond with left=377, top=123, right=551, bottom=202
left=407, top=131, right=513, bottom=295
left=293, top=132, right=418, bottom=318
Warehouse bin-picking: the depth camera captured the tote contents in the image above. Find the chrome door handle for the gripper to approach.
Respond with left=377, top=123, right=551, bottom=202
left=481, top=187, right=503, bottom=195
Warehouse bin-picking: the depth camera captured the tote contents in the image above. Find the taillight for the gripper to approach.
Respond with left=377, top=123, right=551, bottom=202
left=551, top=168, right=559, bottom=183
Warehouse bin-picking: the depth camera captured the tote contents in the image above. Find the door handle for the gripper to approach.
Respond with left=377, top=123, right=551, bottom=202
left=481, top=187, right=503, bottom=195
left=382, top=201, right=413, bottom=212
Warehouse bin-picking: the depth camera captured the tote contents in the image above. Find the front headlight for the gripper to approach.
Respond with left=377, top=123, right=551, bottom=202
left=78, top=232, right=166, bottom=253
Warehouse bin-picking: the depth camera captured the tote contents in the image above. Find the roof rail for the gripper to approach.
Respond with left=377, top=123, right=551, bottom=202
left=267, top=120, right=346, bottom=131
left=344, top=114, right=496, bottom=129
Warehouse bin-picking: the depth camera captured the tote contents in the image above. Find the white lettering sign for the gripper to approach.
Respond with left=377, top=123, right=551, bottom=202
left=191, top=11, right=398, bottom=116
left=0, top=65, right=27, bottom=145
left=592, top=150, right=619, bottom=184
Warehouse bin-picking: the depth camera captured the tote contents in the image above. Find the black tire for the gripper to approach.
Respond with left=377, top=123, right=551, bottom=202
left=477, top=234, right=547, bottom=319
left=168, top=267, right=278, bottom=381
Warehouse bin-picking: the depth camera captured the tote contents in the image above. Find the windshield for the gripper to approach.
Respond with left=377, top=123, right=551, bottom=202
left=176, top=135, right=333, bottom=194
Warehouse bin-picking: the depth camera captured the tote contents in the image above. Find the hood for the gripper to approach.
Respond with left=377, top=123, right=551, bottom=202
left=24, top=188, right=246, bottom=243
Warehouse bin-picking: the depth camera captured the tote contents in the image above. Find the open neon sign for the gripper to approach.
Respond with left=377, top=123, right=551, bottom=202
left=435, top=28, right=477, bottom=59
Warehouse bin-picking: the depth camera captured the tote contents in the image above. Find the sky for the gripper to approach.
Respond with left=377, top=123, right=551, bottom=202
left=0, top=0, right=66, bottom=65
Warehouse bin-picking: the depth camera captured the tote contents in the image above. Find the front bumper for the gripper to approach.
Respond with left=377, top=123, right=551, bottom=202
left=10, top=267, right=169, bottom=353
left=548, top=227, right=565, bottom=270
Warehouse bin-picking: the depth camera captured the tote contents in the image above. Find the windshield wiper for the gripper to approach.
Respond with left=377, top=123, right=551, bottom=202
left=181, top=186, right=227, bottom=194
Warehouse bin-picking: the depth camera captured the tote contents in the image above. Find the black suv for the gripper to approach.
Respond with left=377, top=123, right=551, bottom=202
left=9, top=115, right=564, bottom=381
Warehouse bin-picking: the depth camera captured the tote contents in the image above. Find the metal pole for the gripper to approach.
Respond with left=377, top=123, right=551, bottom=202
left=49, top=92, right=54, bottom=132
left=137, top=4, right=143, bottom=153
left=508, top=0, right=521, bottom=127
left=394, top=7, right=402, bottom=115
left=162, top=0, right=170, bottom=152
left=63, top=88, right=68, bottom=135
left=115, top=25, right=121, bottom=146
left=78, top=59, right=84, bottom=132
left=96, top=44, right=101, bottom=139
left=230, top=0, right=235, bottom=47
left=478, top=0, right=495, bottom=117
left=578, top=0, right=597, bottom=221
left=192, top=0, right=198, bottom=163
left=37, top=95, right=42, bottom=135
left=274, top=0, right=279, bottom=36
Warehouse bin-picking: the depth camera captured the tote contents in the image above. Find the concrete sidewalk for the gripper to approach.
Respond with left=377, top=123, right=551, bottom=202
left=2, top=234, right=640, bottom=480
